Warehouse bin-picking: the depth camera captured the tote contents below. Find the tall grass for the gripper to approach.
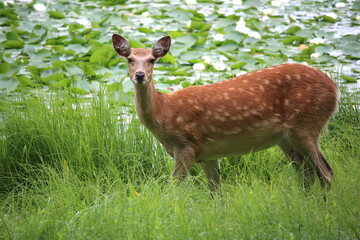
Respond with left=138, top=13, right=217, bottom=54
left=0, top=89, right=359, bottom=239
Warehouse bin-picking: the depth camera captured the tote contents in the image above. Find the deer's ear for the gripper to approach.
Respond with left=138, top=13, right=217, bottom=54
left=112, top=34, right=131, bottom=58
left=152, top=36, right=171, bottom=59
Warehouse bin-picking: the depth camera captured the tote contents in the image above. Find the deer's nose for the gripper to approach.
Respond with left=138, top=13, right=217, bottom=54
left=135, top=72, right=145, bottom=82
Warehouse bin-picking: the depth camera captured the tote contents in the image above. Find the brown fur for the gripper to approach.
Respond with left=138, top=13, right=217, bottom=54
left=112, top=34, right=339, bottom=190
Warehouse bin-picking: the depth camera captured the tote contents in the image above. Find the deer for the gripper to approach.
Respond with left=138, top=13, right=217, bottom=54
left=112, top=34, right=339, bottom=192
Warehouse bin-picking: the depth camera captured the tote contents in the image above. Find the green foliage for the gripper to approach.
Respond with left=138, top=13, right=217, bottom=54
left=0, top=92, right=359, bottom=239
left=0, top=0, right=359, bottom=238
left=48, top=10, right=65, bottom=19
left=0, top=0, right=358, bottom=94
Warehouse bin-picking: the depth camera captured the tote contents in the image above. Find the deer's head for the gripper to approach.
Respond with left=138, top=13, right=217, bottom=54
left=112, top=34, right=171, bottom=85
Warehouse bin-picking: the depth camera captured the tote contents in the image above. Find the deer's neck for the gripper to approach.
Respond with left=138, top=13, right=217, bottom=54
left=134, top=82, right=163, bottom=129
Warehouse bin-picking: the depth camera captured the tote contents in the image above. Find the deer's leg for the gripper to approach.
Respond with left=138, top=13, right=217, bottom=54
left=316, top=149, right=334, bottom=188
left=171, top=146, right=196, bottom=181
left=279, top=141, right=316, bottom=188
left=286, top=131, right=333, bottom=188
left=200, top=160, right=221, bottom=192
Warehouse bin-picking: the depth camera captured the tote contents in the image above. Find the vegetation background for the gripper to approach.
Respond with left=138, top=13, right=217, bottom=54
left=0, top=0, right=359, bottom=239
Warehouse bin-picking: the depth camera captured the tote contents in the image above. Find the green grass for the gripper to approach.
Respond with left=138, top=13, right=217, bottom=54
left=0, top=90, right=359, bottom=239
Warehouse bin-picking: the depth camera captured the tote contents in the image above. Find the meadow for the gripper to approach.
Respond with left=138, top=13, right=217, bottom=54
left=1, top=0, right=360, bottom=239
left=0, top=84, right=359, bottom=239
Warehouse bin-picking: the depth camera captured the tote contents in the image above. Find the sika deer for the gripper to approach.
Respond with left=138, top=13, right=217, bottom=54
left=112, top=34, right=339, bottom=191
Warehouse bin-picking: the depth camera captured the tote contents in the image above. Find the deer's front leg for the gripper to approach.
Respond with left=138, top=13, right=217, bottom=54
left=200, top=160, right=221, bottom=192
left=171, top=146, right=196, bottom=181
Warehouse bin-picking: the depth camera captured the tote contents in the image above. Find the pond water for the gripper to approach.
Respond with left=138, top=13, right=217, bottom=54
left=0, top=0, right=359, bottom=99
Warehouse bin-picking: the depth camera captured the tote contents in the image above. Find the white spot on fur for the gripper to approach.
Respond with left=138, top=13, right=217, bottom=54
left=270, top=118, right=281, bottom=123
left=224, top=127, right=242, bottom=134
left=284, top=99, right=290, bottom=106
left=250, top=110, right=260, bottom=116
left=194, top=105, right=203, bottom=111
left=222, top=92, right=230, bottom=100
left=176, top=116, right=184, bottom=123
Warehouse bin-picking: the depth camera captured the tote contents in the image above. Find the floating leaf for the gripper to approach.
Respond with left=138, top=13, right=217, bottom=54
left=18, top=76, right=33, bottom=86
left=129, top=40, right=145, bottom=48
left=217, top=40, right=238, bottom=51
left=168, top=31, right=184, bottom=39
left=181, top=81, right=192, bottom=88
left=341, top=75, right=357, bottom=83
left=285, top=25, right=302, bottom=35
left=68, top=86, right=88, bottom=94
left=175, top=34, right=197, bottom=48
left=45, top=36, right=68, bottom=45
left=54, top=78, right=71, bottom=88
left=5, top=31, right=19, bottom=40
left=40, top=72, right=65, bottom=84
left=352, top=68, right=360, bottom=73
left=0, top=77, right=18, bottom=92
left=138, top=27, right=152, bottom=33
left=189, top=21, right=212, bottom=32
left=282, top=36, right=306, bottom=45
left=90, top=44, right=115, bottom=66
left=73, top=79, right=91, bottom=92
left=315, top=44, right=334, bottom=54
left=32, top=24, right=47, bottom=37
left=230, top=62, right=247, bottom=70
left=107, top=82, right=123, bottom=91
left=83, top=64, right=97, bottom=77
left=224, top=31, right=244, bottom=44
left=85, top=30, right=101, bottom=41
left=160, top=54, right=176, bottom=65
left=4, top=40, right=24, bottom=49
left=49, top=10, right=65, bottom=19
left=315, top=15, right=337, bottom=23
left=0, top=62, right=11, bottom=74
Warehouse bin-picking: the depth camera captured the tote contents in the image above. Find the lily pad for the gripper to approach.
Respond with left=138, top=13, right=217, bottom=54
left=90, top=45, right=115, bottom=66
left=49, top=10, right=65, bottom=19
left=4, top=40, right=25, bottom=49
left=0, top=62, right=11, bottom=74
left=341, top=75, right=357, bottom=83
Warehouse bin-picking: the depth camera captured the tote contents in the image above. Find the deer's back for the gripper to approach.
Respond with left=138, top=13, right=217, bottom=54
left=156, top=63, right=339, bottom=158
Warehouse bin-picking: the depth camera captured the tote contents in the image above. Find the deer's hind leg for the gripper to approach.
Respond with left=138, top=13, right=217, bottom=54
left=279, top=141, right=316, bottom=188
left=200, top=159, right=221, bottom=192
left=283, top=129, right=333, bottom=188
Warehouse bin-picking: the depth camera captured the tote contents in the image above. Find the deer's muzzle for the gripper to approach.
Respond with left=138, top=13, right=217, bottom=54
left=135, top=72, right=146, bottom=84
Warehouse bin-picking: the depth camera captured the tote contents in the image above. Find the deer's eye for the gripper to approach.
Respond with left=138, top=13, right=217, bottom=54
left=149, top=59, right=155, bottom=64
left=127, top=58, right=133, bottom=63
